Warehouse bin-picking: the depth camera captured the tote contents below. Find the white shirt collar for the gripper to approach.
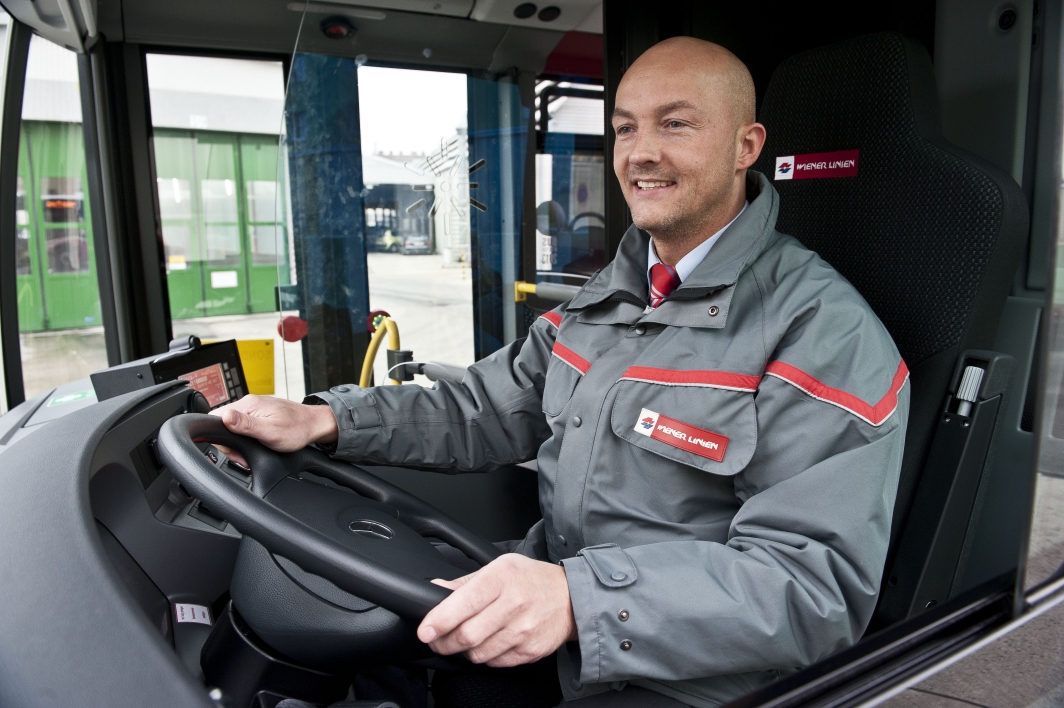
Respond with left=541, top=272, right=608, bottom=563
left=647, top=201, right=748, bottom=287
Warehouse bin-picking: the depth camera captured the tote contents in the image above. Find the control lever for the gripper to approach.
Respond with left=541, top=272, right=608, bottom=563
left=954, top=365, right=985, bottom=417
left=385, top=361, right=467, bottom=383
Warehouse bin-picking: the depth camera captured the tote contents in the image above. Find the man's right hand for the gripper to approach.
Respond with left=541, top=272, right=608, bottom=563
left=209, top=395, right=339, bottom=465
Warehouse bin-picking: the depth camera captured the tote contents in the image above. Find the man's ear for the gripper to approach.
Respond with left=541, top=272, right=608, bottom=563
left=736, top=122, right=766, bottom=170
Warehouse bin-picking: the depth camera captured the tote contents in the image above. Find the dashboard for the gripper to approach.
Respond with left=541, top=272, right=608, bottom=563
left=89, top=384, right=246, bottom=682
left=0, top=375, right=543, bottom=708
left=0, top=383, right=231, bottom=707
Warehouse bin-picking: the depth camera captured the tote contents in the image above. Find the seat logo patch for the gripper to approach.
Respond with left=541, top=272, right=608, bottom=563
left=775, top=150, right=859, bottom=180
left=633, top=408, right=728, bottom=462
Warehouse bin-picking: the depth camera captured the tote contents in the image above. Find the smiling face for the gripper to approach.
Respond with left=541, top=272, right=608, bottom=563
left=612, top=38, right=764, bottom=260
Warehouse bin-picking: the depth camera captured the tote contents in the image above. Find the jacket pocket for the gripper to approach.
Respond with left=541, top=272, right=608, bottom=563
left=609, top=376, right=757, bottom=476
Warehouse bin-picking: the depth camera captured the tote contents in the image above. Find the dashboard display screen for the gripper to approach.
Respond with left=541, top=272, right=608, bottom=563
left=178, top=364, right=229, bottom=407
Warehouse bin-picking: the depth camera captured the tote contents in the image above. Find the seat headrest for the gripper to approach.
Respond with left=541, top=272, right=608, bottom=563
left=752, top=32, right=1027, bottom=369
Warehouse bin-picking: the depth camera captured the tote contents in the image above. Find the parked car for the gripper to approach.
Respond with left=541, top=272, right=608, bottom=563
left=400, top=233, right=431, bottom=255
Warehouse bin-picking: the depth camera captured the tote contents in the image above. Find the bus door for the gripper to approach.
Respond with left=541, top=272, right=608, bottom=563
left=280, top=52, right=529, bottom=392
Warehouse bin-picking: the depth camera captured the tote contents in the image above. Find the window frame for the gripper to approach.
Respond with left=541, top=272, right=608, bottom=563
left=0, top=18, right=32, bottom=407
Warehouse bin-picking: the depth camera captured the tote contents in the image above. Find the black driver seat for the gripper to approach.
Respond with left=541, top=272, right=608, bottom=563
left=751, top=32, right=1029, bottom=625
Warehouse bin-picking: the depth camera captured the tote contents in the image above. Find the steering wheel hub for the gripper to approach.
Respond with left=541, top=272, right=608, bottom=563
left=349, top=520, right=395, bottom=539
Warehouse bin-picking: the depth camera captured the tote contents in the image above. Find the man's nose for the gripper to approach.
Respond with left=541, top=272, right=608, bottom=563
left=627, top=129, right=661, bottom=166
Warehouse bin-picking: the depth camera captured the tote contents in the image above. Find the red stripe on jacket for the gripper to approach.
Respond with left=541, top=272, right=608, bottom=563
left=764, top=359, right=909, bottom=426
left=552, top=342, right=591, bottom=375
left=539, top=311, right=563, bottom=327
left=620, top=366, right=761, bottom=392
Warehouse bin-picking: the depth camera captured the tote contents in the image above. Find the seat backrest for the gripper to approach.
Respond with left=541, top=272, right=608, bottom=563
left=751, top=33, right=1028, bottom=584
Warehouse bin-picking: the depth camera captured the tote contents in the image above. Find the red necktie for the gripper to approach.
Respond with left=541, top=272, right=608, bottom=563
left=649, top=263, right=681, bottom=308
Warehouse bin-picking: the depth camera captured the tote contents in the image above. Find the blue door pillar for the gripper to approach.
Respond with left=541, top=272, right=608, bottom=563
left=285, top=53, right=370, bottom=392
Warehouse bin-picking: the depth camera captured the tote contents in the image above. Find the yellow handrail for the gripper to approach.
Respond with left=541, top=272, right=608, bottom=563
left=359, top=317, right=402, bottom=387
left=514, top=281, right=537, bottom=302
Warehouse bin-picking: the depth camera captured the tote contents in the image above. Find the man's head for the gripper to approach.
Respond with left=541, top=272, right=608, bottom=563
left=612, top=37, right=765, bottom=257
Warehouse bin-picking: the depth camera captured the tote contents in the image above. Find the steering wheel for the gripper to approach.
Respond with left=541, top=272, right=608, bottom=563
left=156, top=414, right=502, bottom=621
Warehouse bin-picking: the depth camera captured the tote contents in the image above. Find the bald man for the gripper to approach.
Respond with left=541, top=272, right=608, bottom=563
left=216, top=38, right=908, bottom=707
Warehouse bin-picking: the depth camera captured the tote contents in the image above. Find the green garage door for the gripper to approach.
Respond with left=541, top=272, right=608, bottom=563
left=155, top=129, right=286, bottom=320
left=241, top=134, right=289, bottom=313
left=15, top=122, right=101, bottom=332
left=12, top=124, right=286, bottom=330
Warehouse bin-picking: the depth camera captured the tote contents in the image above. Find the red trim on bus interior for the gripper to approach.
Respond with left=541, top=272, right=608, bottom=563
left=543, top=32, right=604, bottom=80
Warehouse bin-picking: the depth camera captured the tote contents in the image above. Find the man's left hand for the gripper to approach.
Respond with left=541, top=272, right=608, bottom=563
left=417, top=553, right=577, bottom=667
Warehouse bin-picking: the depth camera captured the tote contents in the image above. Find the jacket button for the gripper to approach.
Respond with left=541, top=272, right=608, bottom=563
left=634, top=325, right=646, bottom=335
left=572, top=416, right=582, bottom=427
left=708, top=306, right=719, bottom=316
left=618, top=609, right=629, bottom=621
left=570, top=678, right=583, bottom=691
left=620, top=640, right=633, bottom=651
left=611, top=572, right=627, bottom=581
left=335, top=386, right=349, bottom=392
left=557, top=534, right=567, bottom=545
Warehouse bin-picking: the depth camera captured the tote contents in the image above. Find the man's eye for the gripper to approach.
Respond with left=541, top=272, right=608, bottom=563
left=616, top=126, right=632, bottom=135
left=668, top=120, right=684, bottom=128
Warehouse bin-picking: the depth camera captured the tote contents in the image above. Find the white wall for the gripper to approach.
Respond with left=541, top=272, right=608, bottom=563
left=145, top=54, right=285, bottom=134
left=21, top=35, right=81, bottom=122
left=19, top=41, right=286, bottom=135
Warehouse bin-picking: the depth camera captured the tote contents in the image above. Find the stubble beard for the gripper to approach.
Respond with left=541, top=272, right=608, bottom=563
left=630, top=178, right=731, bottom=250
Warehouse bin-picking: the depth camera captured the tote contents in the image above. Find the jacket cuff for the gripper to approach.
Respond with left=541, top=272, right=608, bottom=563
left=561, top=544, right=639, bottom=685
left=303, top=386, right=381, bottom=460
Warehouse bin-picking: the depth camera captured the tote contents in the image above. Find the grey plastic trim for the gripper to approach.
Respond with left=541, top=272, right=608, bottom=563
left=0, top=0, right=83, bottom=52
left=0, top=383, right=214, bottom=707
left=124, top=44, right=173, bottom=353
left=535, top=282, right=582, bottom=302
left=78, top=48, right=123, bottom=365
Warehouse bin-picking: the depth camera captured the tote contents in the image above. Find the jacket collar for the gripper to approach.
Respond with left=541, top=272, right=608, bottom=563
left=568, top=171, right=780, bottom=313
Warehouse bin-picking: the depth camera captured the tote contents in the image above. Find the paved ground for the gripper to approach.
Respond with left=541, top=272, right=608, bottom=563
left=19, top=328, right=109, bottom=400
left=364, top=251, right=475, bottom=388
left=1027, top=474, right=1064, bottom=585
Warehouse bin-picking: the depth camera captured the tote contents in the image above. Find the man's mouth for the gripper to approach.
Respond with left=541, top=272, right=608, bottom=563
left=634, top=180, right=675, bottom=191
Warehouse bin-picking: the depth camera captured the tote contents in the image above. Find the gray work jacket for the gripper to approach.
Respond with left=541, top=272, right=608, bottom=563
left=311, top=172, right=909, bottom=707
